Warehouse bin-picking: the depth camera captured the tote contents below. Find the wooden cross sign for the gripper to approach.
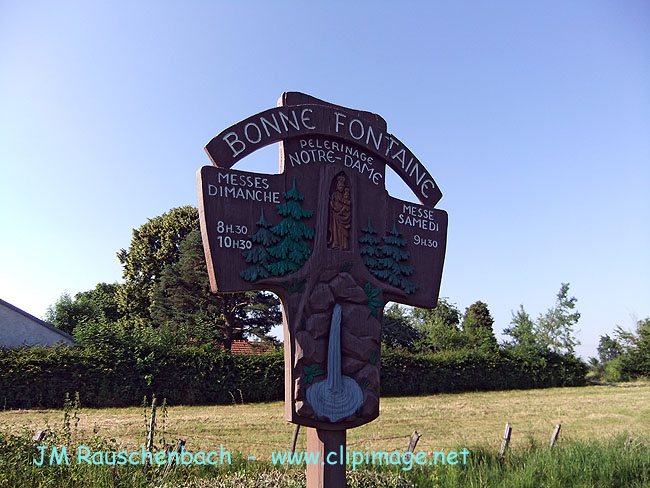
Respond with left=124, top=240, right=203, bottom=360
left=198, top=92, right=447, bottom=432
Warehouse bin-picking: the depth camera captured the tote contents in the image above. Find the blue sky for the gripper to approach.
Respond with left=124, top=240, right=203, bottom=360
left=1, top=1, right=648, bottom=359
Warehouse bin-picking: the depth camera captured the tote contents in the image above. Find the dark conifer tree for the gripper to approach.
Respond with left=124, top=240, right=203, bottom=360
left=266, top=179, right=315, bottom=276
left=378, top=222, right=418, bottom=295
left=240, top=208, right=278, bottom=282
left=359, top=218, right=383, bottom=277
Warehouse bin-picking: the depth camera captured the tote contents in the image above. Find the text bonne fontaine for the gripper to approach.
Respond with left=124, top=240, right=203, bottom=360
left=219, top=108, right=437, bottom=199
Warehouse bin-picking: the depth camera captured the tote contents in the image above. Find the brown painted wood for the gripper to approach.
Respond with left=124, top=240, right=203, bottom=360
left=306, top=428, right=346, bottom=488
left=198, top=92, right=448, bottom=431
left=205, top=92, right=443, bottom=207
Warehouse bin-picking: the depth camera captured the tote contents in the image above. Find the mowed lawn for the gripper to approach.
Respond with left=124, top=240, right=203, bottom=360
left=2, top=382, right=649, bottom=461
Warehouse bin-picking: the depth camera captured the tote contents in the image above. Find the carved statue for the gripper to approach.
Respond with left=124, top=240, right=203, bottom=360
left=328, top=175, right=351, bottom=250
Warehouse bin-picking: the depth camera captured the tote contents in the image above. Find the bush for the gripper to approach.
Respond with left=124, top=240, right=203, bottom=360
left=602, top=357, right=627, bottom=382
left=0, top=345, right=284, bottom=409
left=0, top=344, right=587, bottom=409
left=380, top=348, right=587, bottom=396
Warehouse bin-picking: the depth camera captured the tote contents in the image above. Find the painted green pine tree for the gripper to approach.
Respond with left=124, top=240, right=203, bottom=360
left=377, top=221, right=418, bottom=295
left=240, top=208, right=279, bottom=282
left=266, top=179, right=315, bottom=276
left=359, top=218, right=383, bottom=277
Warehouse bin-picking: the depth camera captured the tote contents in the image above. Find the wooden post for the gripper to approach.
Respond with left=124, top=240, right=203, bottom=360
left=32, top=430, right=47, bottom=443
left=146, top=396, right=157, bottom=453
left=406, top=430, right=422, bottom=453
left=306, top=428, right=346, bottom=488
left=549, top=424, right=561, bottom=449
left=161, top=439, right=186, bottom=478
left=499, top=422, right=512, bottom=457
left=290, top=424, right=300, bottom=455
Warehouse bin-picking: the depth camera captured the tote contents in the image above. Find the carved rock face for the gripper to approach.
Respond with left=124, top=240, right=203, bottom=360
left=341, top=356, right=366, bottom=375
left=305, top=312, right=331, bottom=340
left=295, top=331, right=326, bottom=367
left=356, top=363, right=380, bottom=392
left=343, top=304, right=380, bottom=338
left=362, top=390, right=379, bottom=418
left=341, top=329, right=379, bottom=362
left=295, top=271, right=381, bottom=423
left=309, top=284, right=335, bottom=312
left=328, top=273, right=368, bottom=304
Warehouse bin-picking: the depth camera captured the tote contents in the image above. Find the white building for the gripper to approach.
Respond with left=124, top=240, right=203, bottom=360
left=0, top=298, right=74, bottom=348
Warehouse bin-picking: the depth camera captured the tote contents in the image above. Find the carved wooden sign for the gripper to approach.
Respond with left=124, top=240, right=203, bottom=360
left=198, top=92, right=447, bottom=430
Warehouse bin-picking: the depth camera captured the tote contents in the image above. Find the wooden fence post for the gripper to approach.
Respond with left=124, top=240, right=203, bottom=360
left=161, top=439, right=186, bottom=478
left=406, top=430, right=422, bottom=453
left=499, top=423, right=512, bottom=457
left=290, top=424, right=300, bottom=455
left=284, top=424, right=301, bottom=472
left=32, top=430, right=47, bottom=443
left=146, top=395, right=157, bottom=453
left=549, top=424, right=561, bottom=449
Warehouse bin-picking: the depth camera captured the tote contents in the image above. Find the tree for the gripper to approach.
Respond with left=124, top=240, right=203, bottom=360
left=412, top=298, right=460, bottom=329
left=45, top=283, right=121, bottom=334
left=612, top=324, right=640, bottom=351
left=503, top=305, right=540, bottom=350
left=77, top=282, right=121, bottom=322
left=381, top=303, right=421, bottom=351
left=46, top=291, right=94, bottom=335
left=597, top=334, right=623, bottom=363
left=461, top=301, right=497, bottom=351
left=240, top=208, right=279, bottom=282
left=504, top=283, right=581, bottom=355
left=377, top=222, right=417, bottom=295
left=359, top=218, right=383, bottom=276
left=266, top=179, right=315, bottom=276
left=152, top=229, right=282, bottom=350
left=632, top=318, right=650, bottom=376
left=412, top=298, right=469, bottom=352
left=116, top=206, right=199, bottom=321
left=359, top=219, right=418, bottom=294
left=618, top=318, right=650, bottom=378
left=536, top=283, right=581, bottom=355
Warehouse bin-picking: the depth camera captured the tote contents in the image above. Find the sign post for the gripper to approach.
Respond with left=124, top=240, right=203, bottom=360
left=198, top=92, right=448, bottom=487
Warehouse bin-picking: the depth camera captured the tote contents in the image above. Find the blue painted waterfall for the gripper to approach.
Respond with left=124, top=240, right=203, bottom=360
left=306, top=303, right=363, bottom=422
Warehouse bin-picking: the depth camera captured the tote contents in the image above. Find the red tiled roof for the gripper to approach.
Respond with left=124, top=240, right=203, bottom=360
left=229, top=340, right=274, bottom=355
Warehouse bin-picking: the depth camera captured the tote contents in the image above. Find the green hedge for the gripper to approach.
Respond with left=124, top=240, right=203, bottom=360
left=380, top=348, right=587, bottom=396
left=0, top=346, right=586, bottom=409
left=0, top=345, right=285, bottom=409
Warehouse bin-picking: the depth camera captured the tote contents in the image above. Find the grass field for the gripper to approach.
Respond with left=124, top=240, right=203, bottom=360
left=2, top=381, right=649, bottom=461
